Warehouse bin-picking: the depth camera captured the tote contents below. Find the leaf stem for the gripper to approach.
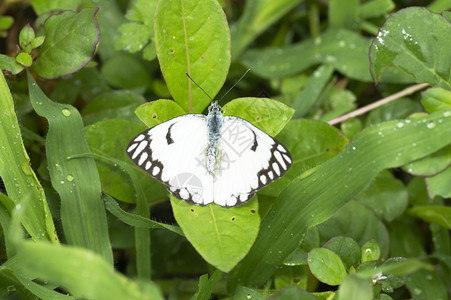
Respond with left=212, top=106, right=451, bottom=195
left=328, top=83, right=429, bottom=125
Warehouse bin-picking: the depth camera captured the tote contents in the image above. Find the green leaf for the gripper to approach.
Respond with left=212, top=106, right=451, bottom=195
left=84, top=119, right=167, bottom=204
left=318, top=201, right=390, bottom=258
left=30, top=0, right=81, bottom=15
left=273, top=265, right=309, bottom=290
left=171, top=196, right=260, bottom=272
left=268, top=286, right=316, bottom=300
left=360, top=0, right=395, bottom=19
left=81, top=90, right=146, bottom=125
left=18, top=24, right=35, bottom=49
left=370, top=7, right=451, bottom=89
left=15, top=52, right=32, bottom=67
left=135, top=99, right=186, bottom=126
left=406, top=269, right=448, bottom=300
left=341, top=118, right=362, bottom=139
left=361, top=239, right=381, bottom=262
left=324, top=237, right=361, bottom=270
left=0, top=54, right=24, bottom=75
left=308, top=248, right=347, bottom=285
left=231, top=0, right=305, bottom=58
left=33, top=8, right=100, bottom=79
left=28, top=72, right=113, bottom=264
left=364, top=98, right=420, bottom=127
left=402, top=144, right=451, bottom=176
left=329, top=0, right=359, bottom=29
left=0, top=16, right=14, bottom=30
left=421, top=87, right=451, bottom=112
left=223, top=98, right=294, bottom=136
left=154, top=0, right=231, bottom=113
left=232, top=109, right=451, bottom=286
left=191, top=270, right=222, bottom=300
left=31, top=36, right=45, bottom=49
left=355, top=171, right=408, bottom=221
left=338, top=275, right=372, bottom=300
left=8, top=241, right=163, bottom=300
left=0, top=72, right=57, bottom=243
left=101, top=54, right=152, bottom=90
left=425, top=167, right=451, bottom=198
left=241, top=29, right=413, bottom=83
left=409, top=205, right=451, bottom=229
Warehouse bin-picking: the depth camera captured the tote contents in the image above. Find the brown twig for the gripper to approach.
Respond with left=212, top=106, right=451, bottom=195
left=328, top=83, right=430, bottom=125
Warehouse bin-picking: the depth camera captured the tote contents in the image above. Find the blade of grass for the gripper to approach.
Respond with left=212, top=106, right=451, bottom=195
left=0, top=71, right=58, bottom=243
left=27, top=71, right=112, bottom=264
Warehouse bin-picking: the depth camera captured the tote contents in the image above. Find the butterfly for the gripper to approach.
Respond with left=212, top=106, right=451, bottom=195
left=126, top=99, right=292, bottom=207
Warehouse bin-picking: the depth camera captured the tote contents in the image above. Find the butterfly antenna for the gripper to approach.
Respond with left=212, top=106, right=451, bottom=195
left=218, top=69, right=251, bottom=102
left=185, top=72, right=213, bottom=101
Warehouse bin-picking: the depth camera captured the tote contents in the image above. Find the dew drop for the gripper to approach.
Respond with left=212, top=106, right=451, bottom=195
left=62, top=109, right=71, bottom=117
left=426, top=121, right=436, bottom=129
left=66, top=174, right=74, bottom=182
left=397, top=122, right=404, bottom=128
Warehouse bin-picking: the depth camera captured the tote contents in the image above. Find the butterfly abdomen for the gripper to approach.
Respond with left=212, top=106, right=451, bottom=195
left=206, top=106, right=224, bottom=174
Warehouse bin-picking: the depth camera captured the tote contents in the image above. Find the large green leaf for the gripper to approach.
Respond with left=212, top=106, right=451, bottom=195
left=231, top=109, right=451, bottom=286
left=33, top=8, right=100, bottom=79
left=370, top=7, right=451, bottom=89
left=154, top=0, right=231, bottom=113
left=241, top=29, right=412, bottom=83
left=0, top=72, right=57, bottom=243
left=28, top=72, right=113, bottom=264
left=171, top=196, right=260, bottom=272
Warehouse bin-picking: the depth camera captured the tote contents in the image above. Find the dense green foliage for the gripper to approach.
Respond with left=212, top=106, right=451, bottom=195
left=0, top=0, right=450, bottom=299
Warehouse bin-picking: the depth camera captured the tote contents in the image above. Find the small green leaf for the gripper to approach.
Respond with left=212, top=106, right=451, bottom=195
left=324, top=236, right=361, bottom=269
left=425, top=167, right=451, bottom=198
left=154, top=0, right=231, bottom=113
left=33, top=8, right=100, bottom=79
left=329, top=0, right=359, bottom=29
left=31, top=36, right=45, bottom=49
left=15, top=52, right=32, bottom=67
left=406, top=269, right=448, bottom=300
left=341, top=118, right=362, bottom=139
left=0, top=55, right=24, bottom=75
left=19, top=24, right=35, bottom=49
left=364, top=98, right=420, bottom=127
left=0, top=16, right=14, bottom=30
left=171, top=196, right=260, bottom=272
left=361, top=239, right=381, bottom=262
left=308, top=248, right=347, bottom=285
left=135, top=99, right=186, bottom=127
left=191, top=270, right=222, bottom=300
left=360, top=0, right=395, bottom=19
left=370, top=7, right=451, bottom=89
left=409, top=205, right=451, bottom=229
left=421, top=87, right=451, bottom=112
left=223, top=98, right=294, bottom=136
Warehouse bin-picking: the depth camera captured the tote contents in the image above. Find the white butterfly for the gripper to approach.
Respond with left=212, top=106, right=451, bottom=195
left=126, top=101, right=292, bottom=207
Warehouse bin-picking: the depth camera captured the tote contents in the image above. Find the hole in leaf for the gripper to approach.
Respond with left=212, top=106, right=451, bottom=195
left=190, top=208, right=194, bottom=212
left=152, top=113, right=157, bottom=118
left=231, top=216, right=236, bottom=221
left=250, top=209, right=256, bottom=213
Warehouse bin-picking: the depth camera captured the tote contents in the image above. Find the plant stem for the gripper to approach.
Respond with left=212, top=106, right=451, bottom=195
left=328, top=83, right=430, bottom=125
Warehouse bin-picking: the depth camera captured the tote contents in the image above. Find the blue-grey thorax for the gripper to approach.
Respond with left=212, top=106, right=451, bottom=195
left=206, top=102, right=223, bottom=174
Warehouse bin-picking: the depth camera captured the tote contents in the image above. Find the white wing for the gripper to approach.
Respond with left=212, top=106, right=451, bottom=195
left=127, top=114, right=215, bottom=205
left=127, top=115, right=292, bottom=207
left=212, top=116, right=292, bottom=207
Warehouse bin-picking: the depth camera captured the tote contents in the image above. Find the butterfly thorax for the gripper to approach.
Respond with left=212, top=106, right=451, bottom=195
left=206, top=102, right=223, bottom=175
